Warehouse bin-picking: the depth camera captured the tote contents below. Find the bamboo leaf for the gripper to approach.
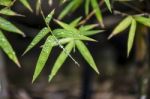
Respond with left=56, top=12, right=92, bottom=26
left=49, top=41, right=74, bottom=82
left=19, top=0, right=33, bottom=12
left=0, top=8, right=23, bottom=16
left=32, top=36, right=54, bottom=83
left=108, top=16, right=132, bottom=39
left=85, top=0, right=90, bottom=15
left=127, top=19, right=136, bottom=57
left=134, top=16, right=150, bottom=27
left=23, top=27, right=49, bottom=55
left=80, top=30, right=103, bottom=36
left=70, top=17, right=82, bottom=27
left=36, top=0, right=41, bottom=14
left=0, top=0, right=12, bottom=6
left=91, top=0, right=103, bottom=27
left=0, top=30, right=20, bottom=67
left=0, top=16, right=25, bottom=36
left=45, top=9, right=55, bottom=24
left=53, top=29, right=97, bottom=41
left=75, top=40, right=99, bottom=74
left=104, top=0, right=112, bottom=12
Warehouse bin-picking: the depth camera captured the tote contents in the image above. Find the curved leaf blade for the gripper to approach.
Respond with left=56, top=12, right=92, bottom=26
left=0, top=16, right=25, bottom=36
left=23, top=27, right=49, bottom=55
left=108, top=16, right=132, bottom=39
left=127, top=19, right=136, bottom=57
left=134, top=16, right=150, bottom=27
left=91, top=0, right=103, bottom=27
left=19, top=0, right=33, bottom=12
left=32, top=36, right=54, bottom=83
left=104, top=0, right=112, bottom=12
left=49, top=41, right=74, bottom=82
left=75, top=40, right=99, bottom=74
left=0, top=30, right=20, bottom=67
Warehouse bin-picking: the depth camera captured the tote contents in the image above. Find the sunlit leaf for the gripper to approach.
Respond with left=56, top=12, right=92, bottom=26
left=53, top=29, right=96, bottom=41
left=0, top=16, right=25, bottom=36
left=23, top=27, right=49, bottom=55
left=108, top=16, right=132, bottom=39
left=0, top=0, right=12, bottom=6
left=85, top=0, right=90, bottom=15
left=75, top=40, right=99, bottom=74
left=45, top=9, right=55, bottom=24
left=0, top=8, right=22, bottom=16
left=0, top=30, right=20, bottom=67
left=19, top=0, right=33, bottom=12
left=127, top=19, right=136, bottom=57
left=32, top=36, right=54, bottom=83
left=104, top=0, right=112, bottom=12
left=134, top=16, right=150, bottom=27
left=91, top=0, right=103, bottom=27
left=49, top=41, right=74, bottom=82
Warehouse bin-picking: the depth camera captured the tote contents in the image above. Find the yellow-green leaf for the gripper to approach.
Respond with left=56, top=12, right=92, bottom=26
left=0, top=0, right=12, bottom=6
left=85, top=0, right=90, bottom=15
left=75, top=40, right=99, bottom=74
left=70, top=17, right=82, bottom=27
left=91, top=0, right=103, bottom=27
left=134, top=16, right=150, bottom=27
left=127, top=19, right=136, bottom=57
left=0, top=16, right=25, bottom=36
left=0, top=30, right=20, bottom=67
left=108, top=16, right=132, bottom=39
left=19, top=0, right=33, bottom=12
left=104, top=0, right=112, bottom=12
left=45, top=9, right=55, bottom=24
left=23, top=27, right=49, bottom=55
left=32, top=36, right=54, bottom=83
left=0, top=8, right=23, bottom=16
left=49, top=41, right=74, bottom=82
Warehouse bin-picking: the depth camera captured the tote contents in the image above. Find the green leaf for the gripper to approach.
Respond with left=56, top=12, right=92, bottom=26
left=127, top=19, right=136, bottom=57
left=0, top=8, right=22, bottom=16
left=108, top=16, right=132, bottom=39
left=32, top=36, right=54, bottom=83
left=58, top=0, right=82, bottom=19
left=54, top=19, right=78, bottom=32
left=19, top=0, right=33, bottom=12
left=70, top=17, right=82, bottom=27
left=79, top=24, right=98, bottom=31
left=36, top=0, right=41, bottom=14
left=134, top=16, right=150, bottom=27
left=85, top=0, right=90, bottom=15
left=53, top=29, right=96, bottom=41
left=0, top=0, right=12, bottom=6
left=104, top=0, right=112, bottom=12
left=45, top=9, right=55, bottom=24
left=49, top=41, right=74, bottom=82
left=75, top=40, right=99, bottom=74
left=80, top=30, right=103, bottom=36
left=0, top=30, right=20, bottom=67
left=0, top=16, right=25, bottom=36
left=23, top=27, right=49, bottom=55
left=91, top=0, right=103, bottom=27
